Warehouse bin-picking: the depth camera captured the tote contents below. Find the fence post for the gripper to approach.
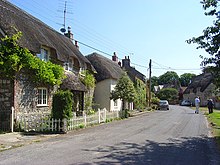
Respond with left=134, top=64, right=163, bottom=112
left=104, top=108, right=106, bottom=122
left=84, top=112, right=87, bottom=127
left=10, top=106, right=14, bottom=132
left=63, top=118, right=67, bottom=132
left=98, top=108, right=100, bottom=123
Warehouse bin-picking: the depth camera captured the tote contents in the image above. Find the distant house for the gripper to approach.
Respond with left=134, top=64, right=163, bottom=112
left=86, top=53, right=125, bottom=112
left=0, top=1, right=95, bottom=131
left=154, top=85, right=164, bottom=93
left=121, top=56, right=146, bottom=83
left=183, top=72, right=216, bottom=107
left=120, top=56, right=146, bottom=109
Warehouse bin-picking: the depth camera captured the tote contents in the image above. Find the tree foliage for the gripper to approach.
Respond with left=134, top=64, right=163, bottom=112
left=179, top=73, right=196, bottom=87
left=110, top=73, right=136, bottom=104
left=156, top=88, right=178, bottom=102
left=158, top=71, right=179, bottom=85
left=0, top=32, right=64, bottom=85
left=187, top=0, right=220, bottom=87
left=151, top=76, right=159, bottom=91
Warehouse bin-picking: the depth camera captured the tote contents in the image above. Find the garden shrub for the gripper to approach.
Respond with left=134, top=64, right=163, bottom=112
left=51, top=90, right=73, bottom=120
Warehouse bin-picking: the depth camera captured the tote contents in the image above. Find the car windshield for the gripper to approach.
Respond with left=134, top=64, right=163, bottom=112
left=159, top=100, right=168, bottom=105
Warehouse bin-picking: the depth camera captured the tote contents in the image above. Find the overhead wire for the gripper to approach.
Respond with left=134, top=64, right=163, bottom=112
left=7, top=0, right=202, bottom=74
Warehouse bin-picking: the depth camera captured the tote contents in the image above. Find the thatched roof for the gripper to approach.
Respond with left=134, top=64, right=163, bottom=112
left=86, top=53, right=125, bottom=82
left=121, top=58, right=146, bottom=83
left=0, top=0, right=94, bottom=71
left=184, top=72, right=214, bottom=94
left=124, top=66, right=146, bottom=83
left=60, top=71, right=87, bottom=92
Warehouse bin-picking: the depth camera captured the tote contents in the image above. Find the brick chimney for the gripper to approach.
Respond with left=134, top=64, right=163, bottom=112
left=122, top=56, right=130, bottom=68
left=65, top=26, right=73, bottom=41
left=112, top=52, right=118, bottom=62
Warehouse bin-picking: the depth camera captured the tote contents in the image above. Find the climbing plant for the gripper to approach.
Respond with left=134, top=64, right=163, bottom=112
left=134, top=79, right=147, bottom=110
left=0, top=32, right=64, bottom=86
left=80, top=70, right=96, bottom=89
left=80, top=70, right=96, bottom=114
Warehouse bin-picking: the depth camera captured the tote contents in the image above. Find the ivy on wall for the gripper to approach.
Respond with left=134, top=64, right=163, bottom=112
left=80, top=70, right=96, bottom=113
left=134, top=78, right=147, bottom=109
left=0, top=32, right=64, bottom=86
left=80, top=70, right=96, bottom=89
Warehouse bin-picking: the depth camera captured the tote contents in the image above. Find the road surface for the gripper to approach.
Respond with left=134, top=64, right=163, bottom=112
left=0, top=105, right=220, bottom=165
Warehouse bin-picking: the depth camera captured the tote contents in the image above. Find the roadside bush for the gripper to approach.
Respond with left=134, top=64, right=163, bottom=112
left=156, top=88, right=178, bottom=103
left=151, top=97, right=160, bottom=104
left=51, top=90, right=73, bottom=120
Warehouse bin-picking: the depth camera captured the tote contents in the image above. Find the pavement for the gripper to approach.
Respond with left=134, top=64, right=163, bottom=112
left=0, top=132, right=59, bottom=152
left=0, top=109, right=151, bottom=152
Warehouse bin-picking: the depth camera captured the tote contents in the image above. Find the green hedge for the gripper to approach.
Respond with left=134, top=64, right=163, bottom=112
left=51, top=90, right=73, bottom=120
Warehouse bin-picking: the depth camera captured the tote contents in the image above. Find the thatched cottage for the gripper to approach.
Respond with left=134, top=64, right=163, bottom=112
left=0, top=0, right=95, bottom=131
left=86, top=53, right=125, bottom=111
left=183, top=72, right=217, bottom=107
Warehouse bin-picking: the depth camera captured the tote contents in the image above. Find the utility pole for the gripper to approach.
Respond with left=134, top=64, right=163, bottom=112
left=149, top=59, right=152, bottom=107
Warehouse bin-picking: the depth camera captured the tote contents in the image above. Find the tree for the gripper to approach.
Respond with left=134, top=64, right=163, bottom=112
left=156, top=88, right=178, bottom=103
left=110, top=73, right=136, bottom=110
left=158, top=71, right=179, bottom=85
left=186, top=0, right=220, bottom=87
left=151, top=76, right=159, bottom=91
left=179, top=73, right=196, bottom=87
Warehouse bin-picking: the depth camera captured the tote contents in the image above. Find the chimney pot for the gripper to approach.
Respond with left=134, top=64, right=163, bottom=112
left=112, top=52, right=118, bottom=62
left=65, top=26, right=73, bottom=41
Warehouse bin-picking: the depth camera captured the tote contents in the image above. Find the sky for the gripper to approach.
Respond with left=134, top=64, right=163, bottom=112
left=8, top=0, right=214, bottom=78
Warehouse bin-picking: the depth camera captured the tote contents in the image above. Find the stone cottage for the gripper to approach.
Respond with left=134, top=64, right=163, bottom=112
left=0, top=0, right=95, bottom=131
left=183, top=72, right=216, bottom=107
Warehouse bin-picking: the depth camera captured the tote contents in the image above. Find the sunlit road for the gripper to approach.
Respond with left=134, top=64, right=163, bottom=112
left=0, top=105, right=220, bottom=165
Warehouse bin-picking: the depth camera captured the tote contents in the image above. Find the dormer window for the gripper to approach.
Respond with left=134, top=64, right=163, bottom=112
left=64, top=58, right=74, bottom=71
left=37, top=47, right=50, bottom=62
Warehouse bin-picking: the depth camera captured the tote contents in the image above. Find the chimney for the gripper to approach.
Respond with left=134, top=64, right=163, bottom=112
left=65, top=26, right=73, bottom=41
left=112, top=52, right=118, bottom=62
left=75, top=40, right=79, bottom=49
left=122, top=55, right=130, bottom=68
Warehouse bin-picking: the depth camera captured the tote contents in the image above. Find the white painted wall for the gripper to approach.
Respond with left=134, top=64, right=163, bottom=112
left=94, top=79, right=122, bottom=111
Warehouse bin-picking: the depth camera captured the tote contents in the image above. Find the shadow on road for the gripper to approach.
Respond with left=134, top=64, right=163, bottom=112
left=81, top=137, right=220, bottom=165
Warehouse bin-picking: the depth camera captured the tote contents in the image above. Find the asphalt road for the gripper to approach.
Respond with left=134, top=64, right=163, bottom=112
left=0, top=105, right=220, bottom=165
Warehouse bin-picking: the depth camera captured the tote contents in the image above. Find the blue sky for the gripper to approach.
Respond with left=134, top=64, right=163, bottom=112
left=9, top=0, right=214, bottom=77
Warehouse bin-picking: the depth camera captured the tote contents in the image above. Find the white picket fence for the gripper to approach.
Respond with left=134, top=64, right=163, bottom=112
left=19, top=108, right=122, bottom=132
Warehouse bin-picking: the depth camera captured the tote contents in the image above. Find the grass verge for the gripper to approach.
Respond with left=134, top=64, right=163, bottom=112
left=196, top=107, right=220, bottom=148
left=206, top=110, right=220, bottom=147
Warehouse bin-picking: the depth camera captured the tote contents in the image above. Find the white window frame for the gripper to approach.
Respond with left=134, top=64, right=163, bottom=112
left=37, top=88, right=48, bottom=106
left=37, top=47, right=50, bottom=62
left=64, top=59, right=74, bottom=71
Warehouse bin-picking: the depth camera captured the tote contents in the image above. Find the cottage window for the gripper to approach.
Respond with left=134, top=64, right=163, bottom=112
left=37, top=47, right=50, bottom=62
left=37, top=88, right=48, bottom=106
left=64, top=59, right=74, bottom=71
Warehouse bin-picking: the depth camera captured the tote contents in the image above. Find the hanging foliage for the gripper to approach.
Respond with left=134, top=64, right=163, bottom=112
left=0, top=32, right=64, bottom=85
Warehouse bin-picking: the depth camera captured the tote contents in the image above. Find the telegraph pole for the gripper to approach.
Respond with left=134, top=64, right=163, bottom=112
left=149, top=59, right=152, bottom=107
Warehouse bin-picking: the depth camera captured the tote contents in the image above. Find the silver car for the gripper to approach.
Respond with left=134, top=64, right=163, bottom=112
left=158, top=100, right=169, bottom=110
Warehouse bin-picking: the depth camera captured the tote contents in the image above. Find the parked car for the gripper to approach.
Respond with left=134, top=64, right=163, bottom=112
left=180, top=100, right=192, bottom=106
left=158, top=100, right=169, bottom=110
